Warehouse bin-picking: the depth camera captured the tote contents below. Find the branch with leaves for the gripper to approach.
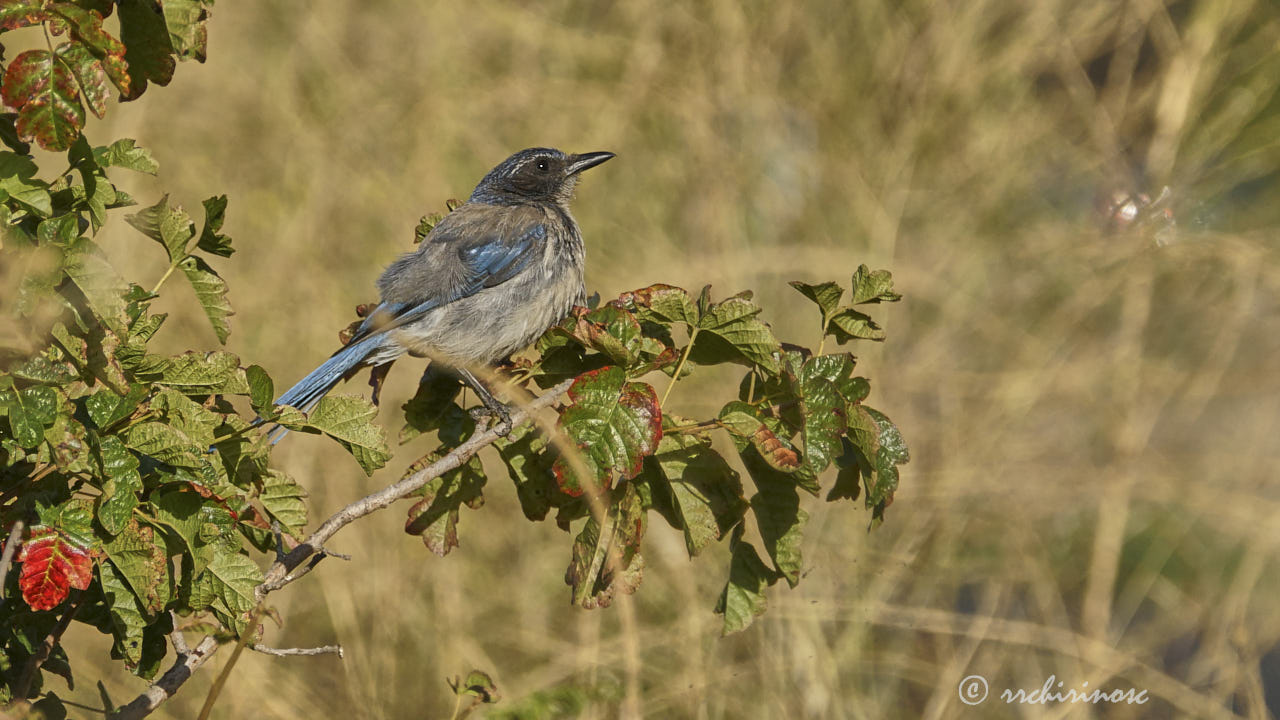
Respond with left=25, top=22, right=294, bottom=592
left=0, top=2, right=909, bottom=718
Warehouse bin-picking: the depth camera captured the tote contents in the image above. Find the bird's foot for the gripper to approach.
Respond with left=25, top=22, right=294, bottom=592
left=468, top=404, right=513, bottom=437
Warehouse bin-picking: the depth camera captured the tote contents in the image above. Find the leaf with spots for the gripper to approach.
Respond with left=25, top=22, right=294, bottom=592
left=101, top=519, right=169, bottom=616
left=565, top=482, right=645, bottom=609
left=717, top=401, right=801, bottom=472
left=1, top=49, right=86, bottom=151
left=17, top=523, right=94, bottom=612
left=403, top=454, right=486, bottom=557
left=552, top=366, right=662, bottom=496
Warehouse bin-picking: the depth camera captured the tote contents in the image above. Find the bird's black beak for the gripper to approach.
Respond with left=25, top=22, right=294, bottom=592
left=566, top=151, right=615, bottom=176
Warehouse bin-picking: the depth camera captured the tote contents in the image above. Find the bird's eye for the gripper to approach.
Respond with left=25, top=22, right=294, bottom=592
left=535, top=159, right=549, bottom=172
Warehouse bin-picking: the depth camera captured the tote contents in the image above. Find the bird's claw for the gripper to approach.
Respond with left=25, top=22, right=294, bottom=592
left=469, top=404, right=513, bottom=437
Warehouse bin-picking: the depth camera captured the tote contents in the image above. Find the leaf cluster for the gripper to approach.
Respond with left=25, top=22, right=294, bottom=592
left=0, top=5, right=393, bottom=713
left=395, top=272, right=909, bottom=634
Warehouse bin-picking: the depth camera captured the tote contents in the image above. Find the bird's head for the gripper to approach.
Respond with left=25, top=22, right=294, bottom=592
left=470, top=147, right=615, bottom=206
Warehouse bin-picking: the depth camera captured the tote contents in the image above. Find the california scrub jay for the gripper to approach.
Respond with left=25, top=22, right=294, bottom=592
left=274, top=147, right=614, bottom=432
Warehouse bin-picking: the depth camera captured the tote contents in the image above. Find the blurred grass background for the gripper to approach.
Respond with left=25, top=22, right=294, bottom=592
left=49, top=0, right=1280, bottom=717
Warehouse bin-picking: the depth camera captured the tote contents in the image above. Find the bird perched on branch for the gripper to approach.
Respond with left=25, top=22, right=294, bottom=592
left=273, top=147, right=615, bottom=434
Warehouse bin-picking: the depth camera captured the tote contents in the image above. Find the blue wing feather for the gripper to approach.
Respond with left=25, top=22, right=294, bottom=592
left=272, top=216, right=547, bottom=420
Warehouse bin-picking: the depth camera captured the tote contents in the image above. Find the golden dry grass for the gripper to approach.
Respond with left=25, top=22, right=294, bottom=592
left=52, top=0, right=1280, bottom=718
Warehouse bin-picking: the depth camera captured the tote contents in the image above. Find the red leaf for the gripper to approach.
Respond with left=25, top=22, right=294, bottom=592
left=17, top=526, right=93, bottom=611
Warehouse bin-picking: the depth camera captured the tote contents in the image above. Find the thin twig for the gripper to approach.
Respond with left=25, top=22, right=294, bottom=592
left=196, top=608, right=260, bottom=720
left=13, top=593, right=85, bottom=701
left=0, top=520, right=25, bottom=609
left=255, top=377, right=574, bottom=601
left=249, top=643, right=344, bottom=658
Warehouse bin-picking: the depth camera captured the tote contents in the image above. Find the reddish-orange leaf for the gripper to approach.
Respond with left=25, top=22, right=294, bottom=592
left=17, top=526, right=93, bottom=611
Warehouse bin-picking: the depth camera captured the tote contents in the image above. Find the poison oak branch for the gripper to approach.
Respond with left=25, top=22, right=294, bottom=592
left=110, top=378, right=574, bottom=720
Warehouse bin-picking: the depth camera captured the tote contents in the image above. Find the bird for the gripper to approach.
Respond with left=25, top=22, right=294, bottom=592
left=272, top=147, right=615, bottom=434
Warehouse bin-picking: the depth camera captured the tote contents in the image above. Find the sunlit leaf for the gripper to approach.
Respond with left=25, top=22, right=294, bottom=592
left=178, top=255, right=233, bottom=343
left=287, top=394, right=390, bottom=475
left=1, top=49, right=85, bottom=151
left=101, top=519, right=169, bottom=615
left=17, top=524, right=94, bottom=611
left=651, top=432, right=747, bottom=557
left=552, top=366, right=662, bottom=496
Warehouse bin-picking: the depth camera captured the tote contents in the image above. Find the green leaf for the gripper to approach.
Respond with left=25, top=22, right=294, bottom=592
left=3, top=385, right=59, bottom=448
left=399, top=366, right=463, bottom=444
left=98, top=558, right=148, bottom=671
left=789, top=280, right=843, bottom=321
left=745, top=452, right=807, bottom=588
left=195, top=195, right=232, bottom=257
left=178, top=255, right=233, bottom=343
left=849, top=265, right=902, bottom=305
left=96, top=469, right=142, bottom=536
left=404, top=454, right=486, bottom=557
left=125, top=194, right=194, bottom=263
left=259, top=470, right=307, bottom=537
left=552, top=366, right=662, bottom=496
left=122, top=420, right=204, bottom=467
left=95, top=435, right=142, bottom=535
left=85, top=385, right=146, bottom=429
left=552, top=305, right=644, bottom=368
left=690, top=295, right=781, bottom=373
left=93, top=138, right=159, bottom=175
left=116, top=0, right=175, bottom=97
left=54, top=41, right=109, bottom=118
left=102, top=520, right=170, bottom=615
left=63, top=236, right=130, bottom=332
left=827, top=307, right=885, bottom=342
left=0, top=49, right=85, bottom=151
left=244, top=364, right=273, bottom=412
left=0, top=151, right=51, bottom=215
left=203, top=550, right=262, bottom=629
left=619, top=283, right=700, bottom=326
left=797, top=358, right=847, bottom=474
left=845, top=406, right=908, bottom=522
left=149, top=488, right=215, bottom=574
left=651, top=433, right=747, bottom=557
left=288, top=394, right=391, bottom=475
left=137, top=350, right=245, bottom=393
left=161, top=0, right=210, bottom=61
left=451, top=670, right=500, bottom=704
left=715, top=536, right=776, bottom=635
left=494, top=421, right=557, bottom=522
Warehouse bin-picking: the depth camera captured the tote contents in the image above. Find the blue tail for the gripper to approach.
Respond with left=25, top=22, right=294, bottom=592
left=276, top=334, right=387, bottom=409
left=268, top=335, right=388, bottom=443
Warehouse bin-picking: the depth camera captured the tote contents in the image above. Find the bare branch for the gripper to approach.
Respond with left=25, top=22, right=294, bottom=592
left=255, top=377, right=573, bottom=600
left=250, top=644, right=344, bottom=659
left=0, top=520, right=25, bottom=610
left=108, top=636, right=220, bottom=720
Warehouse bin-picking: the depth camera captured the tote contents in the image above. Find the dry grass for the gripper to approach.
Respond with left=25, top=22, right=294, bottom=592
left=52, top=0, right=1280, bottom=717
